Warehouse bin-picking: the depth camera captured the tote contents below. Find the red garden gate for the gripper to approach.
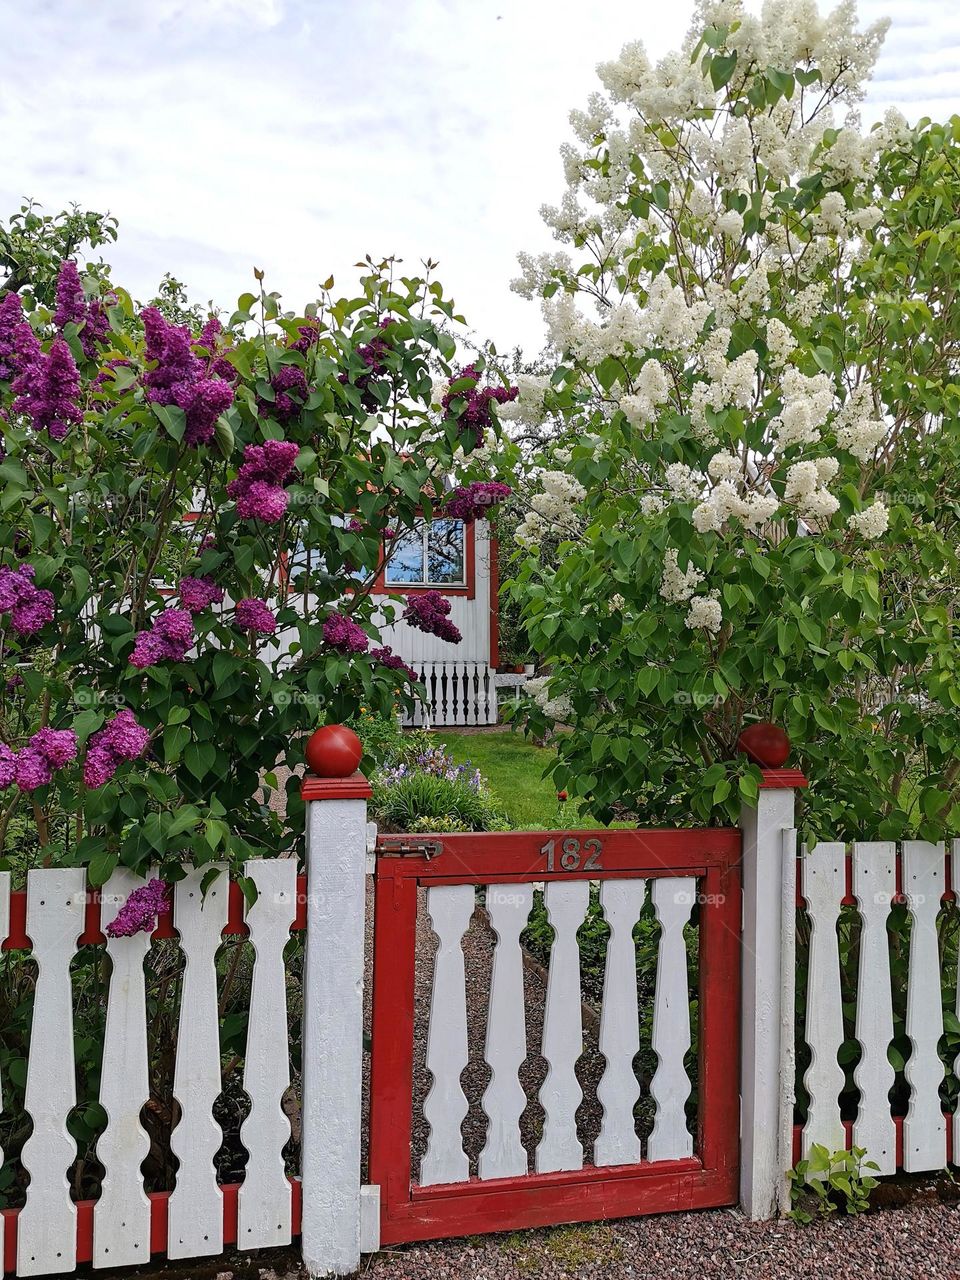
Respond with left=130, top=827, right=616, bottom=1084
left=368, top=827, right=741, bottom=1244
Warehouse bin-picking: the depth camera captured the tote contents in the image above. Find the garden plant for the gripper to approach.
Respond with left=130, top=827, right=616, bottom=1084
left=505, top=0, right=960, bottom=843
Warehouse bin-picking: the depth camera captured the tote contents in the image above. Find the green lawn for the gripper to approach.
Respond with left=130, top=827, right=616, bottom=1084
left=435, top=729, right=580, bottom=828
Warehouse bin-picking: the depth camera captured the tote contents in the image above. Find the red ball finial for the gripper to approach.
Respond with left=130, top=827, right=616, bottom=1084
left=306, top=724, right=363, bottom=777
left=737, top=722, right=791, bottom=769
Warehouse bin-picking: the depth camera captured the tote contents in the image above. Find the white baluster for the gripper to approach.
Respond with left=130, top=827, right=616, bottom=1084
left=536, top=880, right=588, bottom=1173
left=238, top=860, right=297, bottom=1248
left=801, top=843, right=846, bottom=1159
left=902, top=841, right=946, bottom=1172
left=595, top=879, right=645, bottom=1166
left=647, top=877, right=695, bottom=1162
left=18, top=868, right=85, bottom=1276
left=479, top=883, right=532, bottom=1179
left=851, top=843, right=896, bottom=1175
left=94, top=870, right=152, bottom=1269
left=167, top=867, right=229, bottom=1259
left=421, top=885, right=474, bottom=1186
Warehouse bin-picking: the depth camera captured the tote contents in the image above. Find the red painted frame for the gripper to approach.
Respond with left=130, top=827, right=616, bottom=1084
left=1, top=1181, right=302, bottom=1275
left=369, top=828, right=741, bottom=1245
left=369, top=517, right=477, bottom=599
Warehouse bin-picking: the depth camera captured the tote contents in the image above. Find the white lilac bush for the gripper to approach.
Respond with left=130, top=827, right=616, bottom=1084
left=504, top=0, right=960, bottom=840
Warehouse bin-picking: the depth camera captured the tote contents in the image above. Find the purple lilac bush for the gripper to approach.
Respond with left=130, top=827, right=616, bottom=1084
left=0, top=242, right=515, bottom=882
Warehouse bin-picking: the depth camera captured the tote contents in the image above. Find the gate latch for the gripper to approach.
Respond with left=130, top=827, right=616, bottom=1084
left=377, top=837, right=442, bottom=860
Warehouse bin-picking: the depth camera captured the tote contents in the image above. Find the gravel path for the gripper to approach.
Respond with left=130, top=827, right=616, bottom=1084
left=362, top=1201, right=960, bottom=1279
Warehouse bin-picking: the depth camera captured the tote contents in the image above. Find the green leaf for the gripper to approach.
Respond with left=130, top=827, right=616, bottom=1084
left=710, top=51, right=738, bottom=90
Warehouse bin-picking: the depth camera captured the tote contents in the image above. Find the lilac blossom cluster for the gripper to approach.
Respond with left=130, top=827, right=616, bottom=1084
left=338, top=316, right=394, bottom=410
left=445, top=481, right=512, bottom=522
left=380, top=748, right=482, bottom=792
left=83, top=709, right=151, bottom=788
left=402, top=591, right=461, bottom=643
left=0, top=726, right=78, bottom=792
left=130, top=608, right=194, bottom=669
left=142, top=307, right=234, bottom=446
left=235, top=598, right=277, bottom=634
left=441, top=364, right=518, bottom=437
left=226, top=439, right=300, bottom=523
left=196, top=316, right=238, bottom=383
left=105, top=878, right=171, bottom=939
left=12, top=336, right=82, bottom=441
left=290, top=320, right=321, bottom=354
left=323, top=610, right=369, bottom=654
left=0, top=292, right=38, bottom=382
left=178, top=576, right=224, bottom=614
left=259, top=363, right=309, bottom=423
left=0, top=562, right=55, bottom=636
left=370, top=645, right=417, bottom=681
left=54, top=261, right=111, bottom=360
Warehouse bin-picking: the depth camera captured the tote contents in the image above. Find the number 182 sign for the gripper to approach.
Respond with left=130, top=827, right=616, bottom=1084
left=540, top=836, right=603, bottom=872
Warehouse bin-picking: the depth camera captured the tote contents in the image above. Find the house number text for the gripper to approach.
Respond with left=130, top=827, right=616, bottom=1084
left=540, top=836, right=603, bottom=872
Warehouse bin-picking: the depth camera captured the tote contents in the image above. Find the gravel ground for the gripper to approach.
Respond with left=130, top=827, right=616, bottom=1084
left=361, top=1202, right=960, bottom=1279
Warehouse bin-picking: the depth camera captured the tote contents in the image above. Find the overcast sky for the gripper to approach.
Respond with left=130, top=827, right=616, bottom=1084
left=3, top=0, right=958, bottom=356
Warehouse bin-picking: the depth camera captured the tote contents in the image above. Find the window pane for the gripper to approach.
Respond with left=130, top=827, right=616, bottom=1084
left=426, top=518, right=464, bottom=584
left=386, top=526, right=426, bottom=583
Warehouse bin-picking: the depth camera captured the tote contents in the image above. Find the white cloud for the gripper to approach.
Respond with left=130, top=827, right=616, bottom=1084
left=1, top=0, right=958, bottom=357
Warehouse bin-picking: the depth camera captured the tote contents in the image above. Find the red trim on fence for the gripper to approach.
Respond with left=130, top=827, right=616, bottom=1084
left=791, top=1114, right=953, bottom=1173
left=795, top=846, right=953, bottom=910
left=370, top=827, right=742, bottom=1245
left=759, top=768, right=808, bottom=789
left=2, top=874, right=308, bottom=951
left=1, top=1180, right=302, bottom=1274
left=301, top=771, right=372, bottom=801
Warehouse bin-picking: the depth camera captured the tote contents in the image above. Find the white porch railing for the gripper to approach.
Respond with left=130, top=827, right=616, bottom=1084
left=403, top=661, right=496, bottom=727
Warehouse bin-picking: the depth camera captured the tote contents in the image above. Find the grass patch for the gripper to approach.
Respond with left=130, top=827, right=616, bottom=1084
left=434, top=729, right=579, bottom=828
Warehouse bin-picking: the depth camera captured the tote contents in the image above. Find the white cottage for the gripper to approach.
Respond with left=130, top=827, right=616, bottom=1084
left=262, top=512, right=503, bottom=726
left=371, top=514, right=500, bottom=725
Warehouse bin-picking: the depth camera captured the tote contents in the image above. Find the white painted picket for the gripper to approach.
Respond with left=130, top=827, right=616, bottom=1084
left=799, top=837, right=959, bottom=1183
left=479, top=883, right=532, bottom=1180
left=421, top=884, right=474, bottom=1186
left=17, top=868, right=86, bottom=1277
left=800, top=843, right=847, bottom=1160
left=95, top=869, right=153, bottom=1269
left=647, top=877, right=695, bottom=1162
left=1, top=859, right=302, bottom=1279
left=167, top=867, right=230, bottom=1260
left=403, top=661, right=496, bottom=727
left=238, top=858, right=298, bottom=1249
left=851, top=842, right=897, bottom=1175
left=536, top=880, right=589, bottom=1174
left=902, top=841, right=946, bottom=1171
left=594, top=880, right=645, bottom=1167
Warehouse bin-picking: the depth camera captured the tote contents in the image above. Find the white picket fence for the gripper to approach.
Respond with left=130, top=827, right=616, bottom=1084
left=420, top=879, right=695, bottom=1184
left=403, top=661, right=496, bottom=727
left=0, top=861, right=300, bottom=1277
left=2, top=770, right=958, bottom=1277
left=796, top=839, right=960, bottom=1176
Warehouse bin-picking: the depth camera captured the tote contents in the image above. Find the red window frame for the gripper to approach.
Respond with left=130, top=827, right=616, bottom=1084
left=370, top=517, right=476, bottom=600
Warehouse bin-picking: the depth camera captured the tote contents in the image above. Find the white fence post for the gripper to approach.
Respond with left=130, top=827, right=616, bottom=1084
left=300, top=770, right=372, bottom=1278
left=739, top=767, right=807, bottom=1220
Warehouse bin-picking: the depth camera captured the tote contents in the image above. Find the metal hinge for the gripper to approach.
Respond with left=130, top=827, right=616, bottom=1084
left=377, top=836, right=442, bottom=859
